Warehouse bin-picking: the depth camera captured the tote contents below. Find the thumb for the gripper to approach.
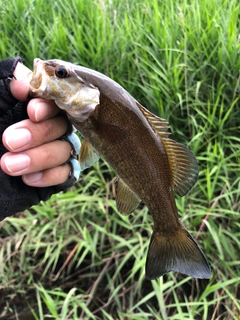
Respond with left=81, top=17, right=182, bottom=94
left=9, top=62, right=33, bottom=101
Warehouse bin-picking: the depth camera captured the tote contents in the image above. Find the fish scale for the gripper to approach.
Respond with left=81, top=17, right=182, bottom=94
left=79, top=96, right=172, bottom=211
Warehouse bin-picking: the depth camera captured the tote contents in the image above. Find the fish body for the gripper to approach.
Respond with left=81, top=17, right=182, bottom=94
left=30, top=59, right=211, bottom=279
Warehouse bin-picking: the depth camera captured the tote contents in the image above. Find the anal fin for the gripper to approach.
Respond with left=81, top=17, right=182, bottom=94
left=115, top=177, right=140, bottom=215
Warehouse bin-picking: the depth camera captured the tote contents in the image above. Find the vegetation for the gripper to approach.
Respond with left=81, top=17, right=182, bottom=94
left=0, top=0, right=239, bottom=318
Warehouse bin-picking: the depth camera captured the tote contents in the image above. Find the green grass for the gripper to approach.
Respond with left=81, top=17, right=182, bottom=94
left=0, top=0, right=240, bottom=319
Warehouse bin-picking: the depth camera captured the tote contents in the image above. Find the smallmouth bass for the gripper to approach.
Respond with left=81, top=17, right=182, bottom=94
left=30, top=58, right=211, bottom=280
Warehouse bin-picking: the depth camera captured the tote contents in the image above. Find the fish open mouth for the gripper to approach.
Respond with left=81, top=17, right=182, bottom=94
left=30, top=58, right=64, bottom=98
left=29, top=58, right=101, bottom=119
left=30, top=73, right=42, bottom=91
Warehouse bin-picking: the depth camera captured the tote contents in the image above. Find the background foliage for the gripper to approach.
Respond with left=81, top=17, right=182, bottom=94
left=0, top=0, right=239, bottom=319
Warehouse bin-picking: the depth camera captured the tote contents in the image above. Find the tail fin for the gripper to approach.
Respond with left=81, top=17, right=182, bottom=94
left=145, top=225, right=211, bottom=280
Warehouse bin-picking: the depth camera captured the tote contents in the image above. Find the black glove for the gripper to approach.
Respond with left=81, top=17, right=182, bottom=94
left=0, top=57, right=76, bottom=220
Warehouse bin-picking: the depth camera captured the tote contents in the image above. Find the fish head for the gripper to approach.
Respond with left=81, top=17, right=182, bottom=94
left=30, top=58, right=100, bottom=121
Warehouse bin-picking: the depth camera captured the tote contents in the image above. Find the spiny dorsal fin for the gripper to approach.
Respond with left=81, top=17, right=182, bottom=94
left=136, top=102, right=171, bottom=137
left=79, top=139, right=99, bottom=171
left=115, top=177, right=141, bottom=215
left=163, top=139, right=199, bottom=196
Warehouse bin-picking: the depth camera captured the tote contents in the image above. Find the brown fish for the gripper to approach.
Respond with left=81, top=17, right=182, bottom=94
left=30, top=58, right=211, bottom=279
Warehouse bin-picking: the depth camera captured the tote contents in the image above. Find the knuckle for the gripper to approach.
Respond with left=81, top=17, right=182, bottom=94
left=41, top=119, right=55, bottom=137
left=45, top=165, right=70, bottom=185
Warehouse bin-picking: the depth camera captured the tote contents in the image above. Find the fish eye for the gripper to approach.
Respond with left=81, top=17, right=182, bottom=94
left=55, top=66, right=68, bottom=78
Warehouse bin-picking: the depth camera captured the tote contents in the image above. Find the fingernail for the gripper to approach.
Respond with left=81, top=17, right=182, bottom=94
left=5, top=128, right=31, bottom=150
left=4, top=154, right=31, bottom=173
left=24, top=172, right=43, bottom=183
left=35, top=102, right=48, bottom=122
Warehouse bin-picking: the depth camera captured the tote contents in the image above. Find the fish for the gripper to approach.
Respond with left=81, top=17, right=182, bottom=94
left=30, top=58, right=211, bottom=280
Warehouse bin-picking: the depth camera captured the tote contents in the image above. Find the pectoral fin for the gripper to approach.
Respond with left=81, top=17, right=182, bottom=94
left=79, top=139, right=99, bottom=170
left=115, top=177, right=140, bottom=215
left=98, top=121, right=127, bottom=144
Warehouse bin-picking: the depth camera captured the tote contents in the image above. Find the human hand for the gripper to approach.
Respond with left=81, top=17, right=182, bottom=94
left=0, top=62, right=79, bottom=187
left=0, top=57, right=80, bottom=219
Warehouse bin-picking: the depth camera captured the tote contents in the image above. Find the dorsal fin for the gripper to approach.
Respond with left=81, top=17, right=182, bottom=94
left=163, top=139, right=199, bottom=196
left=136, top=102, right=171, bottom=137
left=115, top=177, right=140, bottom=215
left=136, top=102, right=198, bottom=196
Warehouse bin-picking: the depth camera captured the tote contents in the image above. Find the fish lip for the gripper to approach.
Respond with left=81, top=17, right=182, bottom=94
left=33, top=58, right=41, bottom=67
left=29, top=58, right=48, bottom=97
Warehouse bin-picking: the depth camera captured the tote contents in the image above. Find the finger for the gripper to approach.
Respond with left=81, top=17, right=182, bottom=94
left=2, top=116, right=68, bottom=152
left=22, top=163, right=72, bottom=187
left=0, top=140, right=72, bottom=176
left=10, top=62, right=32, bottom=101
left=27, top=99, right=61, bottom=122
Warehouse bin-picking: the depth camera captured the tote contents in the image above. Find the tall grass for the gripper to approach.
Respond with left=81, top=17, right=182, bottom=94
left=0, top=0, right=239, bottom=319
